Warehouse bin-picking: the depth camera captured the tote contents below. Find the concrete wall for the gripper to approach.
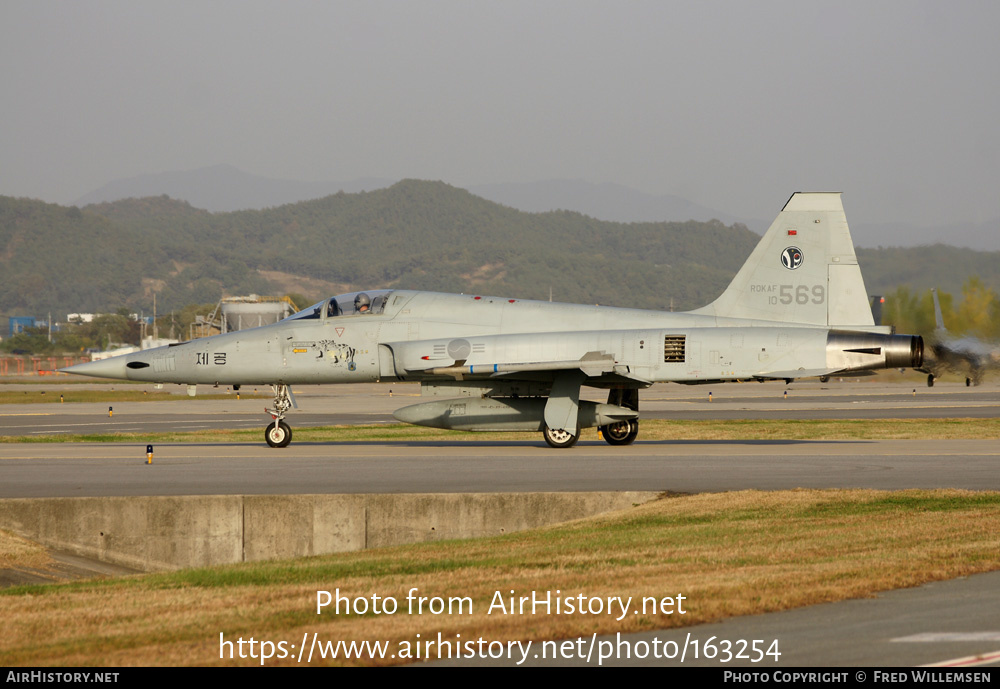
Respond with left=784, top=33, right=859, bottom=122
left=0, top=492, right=658, bottom=572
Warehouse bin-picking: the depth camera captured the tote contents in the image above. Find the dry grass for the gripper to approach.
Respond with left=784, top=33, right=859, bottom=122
left=639, top=418, right=1000, bottom=440
left=2, top=489, right=1000, bottom=666
left=0, top=531, right=54, bottom=572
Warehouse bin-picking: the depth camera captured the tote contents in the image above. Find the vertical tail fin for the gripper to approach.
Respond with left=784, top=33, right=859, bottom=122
left=692, top=192, right=874, bottom=327
left=931, top=288, right=947, bottom=332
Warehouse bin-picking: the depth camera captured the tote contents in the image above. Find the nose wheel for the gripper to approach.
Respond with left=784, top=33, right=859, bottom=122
left=265, top=420, right=292, bottom=448
left=264, top=384, right=296, bottom=448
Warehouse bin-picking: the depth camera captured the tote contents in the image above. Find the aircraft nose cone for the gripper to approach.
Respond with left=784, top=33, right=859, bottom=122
left=60, top=356, right=130, bottom=380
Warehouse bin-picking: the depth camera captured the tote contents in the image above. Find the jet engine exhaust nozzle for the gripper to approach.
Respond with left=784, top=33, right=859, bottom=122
left=826, top=332, right=923, bottom=371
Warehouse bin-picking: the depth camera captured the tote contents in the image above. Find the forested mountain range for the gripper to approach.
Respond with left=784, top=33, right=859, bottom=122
left=74, top=164, right=392, bottom=214
left=2, top=180, right=999, bottom=320
left=72, top=165, right=999, bottom=249
left=74, top=164, right=750, bottom=225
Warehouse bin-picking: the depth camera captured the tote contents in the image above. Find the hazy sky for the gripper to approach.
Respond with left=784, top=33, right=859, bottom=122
left=3, top=0, right=998, bottom=228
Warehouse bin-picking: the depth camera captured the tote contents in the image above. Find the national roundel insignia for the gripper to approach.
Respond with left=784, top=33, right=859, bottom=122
left=781, top=247, right=803, bottom=270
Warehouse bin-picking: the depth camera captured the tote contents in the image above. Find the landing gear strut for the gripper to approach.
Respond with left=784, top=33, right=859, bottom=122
left=264, top=384, right=295, bottom=448
left=541, top=371, right=585, bottom=448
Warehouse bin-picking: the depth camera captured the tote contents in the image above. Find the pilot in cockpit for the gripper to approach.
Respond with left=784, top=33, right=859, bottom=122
left=354, top=292, right=372, bottom=314
left=326, top=298, right=339, bottom=317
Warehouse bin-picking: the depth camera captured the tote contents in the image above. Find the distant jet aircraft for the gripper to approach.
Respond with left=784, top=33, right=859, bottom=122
left=64, top=193, right=924, bottom=448
left=922, top=288, right=999, bottom=387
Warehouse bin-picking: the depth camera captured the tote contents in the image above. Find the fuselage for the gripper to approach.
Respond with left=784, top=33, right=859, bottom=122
left=68, top=289, right=923, bottom=388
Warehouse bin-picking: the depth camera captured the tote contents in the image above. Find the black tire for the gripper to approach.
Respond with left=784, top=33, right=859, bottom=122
left=601, top=419, right=638, bottom=446
left=966, top=378, right=972, bottom=387
left=543, top=425, right=580, bottom=449
left=265, top=420, right=292, bottom=448
left=927, top=374, right=934, bottom=388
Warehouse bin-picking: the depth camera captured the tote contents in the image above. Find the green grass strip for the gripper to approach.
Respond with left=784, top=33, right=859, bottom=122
left=2, top=418, right=998, bottom=443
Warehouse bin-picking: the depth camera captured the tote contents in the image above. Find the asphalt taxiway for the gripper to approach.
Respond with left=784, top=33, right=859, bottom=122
left=441, top=570, right=1000, bottom=667
left=1, top=437, right=998, bottom=498
left=2, top=378, right=998, bottom=437
left=1, top=379, right=998, bottom=498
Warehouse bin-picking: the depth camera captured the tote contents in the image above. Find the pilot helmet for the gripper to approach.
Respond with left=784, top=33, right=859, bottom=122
left=354, top=292, right=371, bottom=312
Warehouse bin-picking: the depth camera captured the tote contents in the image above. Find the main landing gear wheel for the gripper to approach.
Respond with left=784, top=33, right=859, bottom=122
left=543, top=425, right=580, bottom=449
left=927, top=374, right=935, bottom=387
left=601, top=419, right=638, bottom=446
left=265, top=420, right=292, bottom=448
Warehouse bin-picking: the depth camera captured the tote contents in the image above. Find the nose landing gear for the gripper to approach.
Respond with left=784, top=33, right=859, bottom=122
left=264, top=384, right=295, bottom=448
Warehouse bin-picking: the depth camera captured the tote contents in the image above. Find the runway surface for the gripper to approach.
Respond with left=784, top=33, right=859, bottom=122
left=2, top=379, right=999, bottom=437
left=2, top=378, right=998, bottom=499
left=1, top=438, right=999, bottom=498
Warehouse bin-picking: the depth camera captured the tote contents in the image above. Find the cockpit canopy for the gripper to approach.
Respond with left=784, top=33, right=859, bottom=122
left=284, top=290, right=393, bottom=321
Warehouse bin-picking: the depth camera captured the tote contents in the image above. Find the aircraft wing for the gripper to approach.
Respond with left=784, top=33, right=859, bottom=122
left=386, top=338, right=652, bottom=386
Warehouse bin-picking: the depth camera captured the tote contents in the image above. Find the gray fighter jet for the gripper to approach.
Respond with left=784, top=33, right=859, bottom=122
left=923, top=288, right=999, bottom=387
left=64, top=193, right=924, bottom=448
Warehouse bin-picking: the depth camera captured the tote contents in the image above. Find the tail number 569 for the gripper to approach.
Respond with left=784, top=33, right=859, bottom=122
left=771, top=285, right=825, bottom=305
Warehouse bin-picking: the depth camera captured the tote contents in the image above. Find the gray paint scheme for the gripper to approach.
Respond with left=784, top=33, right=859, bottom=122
left=63, top=193, right=924, bottom=447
